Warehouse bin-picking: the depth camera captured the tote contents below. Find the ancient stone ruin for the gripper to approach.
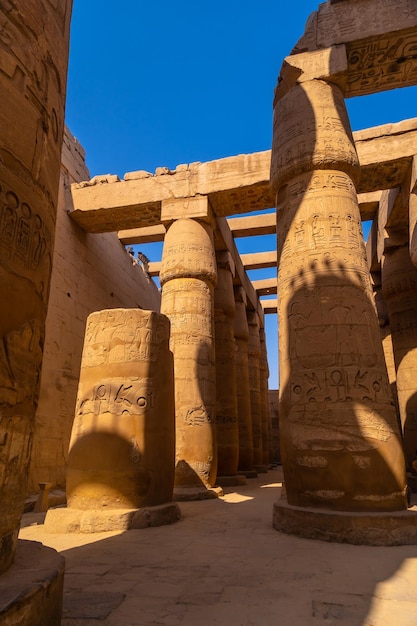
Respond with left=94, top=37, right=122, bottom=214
left=2, top=0, right=417, bottom=623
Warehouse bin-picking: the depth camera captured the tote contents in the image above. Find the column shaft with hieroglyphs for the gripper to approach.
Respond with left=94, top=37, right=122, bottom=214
left=0, top=0, right=72, bottom=574
left=259, top=325, right=271, bottom=466
left=234, top=287, right=254, bottom=473
left=160, top=217, right=218, bottom=489
left=271, top=78, right=407, bottom=512
left=66, top=309, right=175, bottom=509
left=247, top=311, right=263, bottom=467
left=214, top=251, right=239, bottom=478
left=382, top=245, right=417, bottom=468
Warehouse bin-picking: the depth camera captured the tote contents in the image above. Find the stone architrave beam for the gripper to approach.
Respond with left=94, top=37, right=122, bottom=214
left=252, top=278, right=277, bottom=297
left=72, top=118, right=417, bottom=235
left=227, top=213, right=276, bottom=237
left=118, top=224, right=166, bottom=244
left=70, top=151, right=273, bottom=233
left=240, top=251, right=277, bottom=270
left=292, top=0, right=417, bottom=97
left=261, top=299, right=278, bottom=314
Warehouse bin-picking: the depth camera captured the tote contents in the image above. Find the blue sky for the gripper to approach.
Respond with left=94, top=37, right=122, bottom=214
left=66, top=1, right=416, bottom=388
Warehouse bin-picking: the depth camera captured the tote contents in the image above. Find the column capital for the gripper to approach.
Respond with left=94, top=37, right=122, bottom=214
left=161, top=195, right=215, bottom=226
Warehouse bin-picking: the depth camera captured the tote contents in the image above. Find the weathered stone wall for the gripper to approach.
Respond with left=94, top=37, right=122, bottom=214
left=28, top=128, right=161, bottom=493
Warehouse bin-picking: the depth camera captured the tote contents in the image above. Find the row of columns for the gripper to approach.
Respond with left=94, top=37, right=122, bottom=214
left=159, top=208, right=273, bottom=495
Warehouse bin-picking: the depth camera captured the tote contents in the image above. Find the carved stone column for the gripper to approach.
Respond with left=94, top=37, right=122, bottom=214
left=44, top=309, right=180, bottom=532
left=160, top=207, right=221, bottom=498
left=382, top=245, right=417, bottom=468
left=234, top=287, right=255, bottom=476
left=247, top=311, right=265, bottom=471
left=271, top=78, right=407, bottom=519
left=214, top=251, right=241, bottom=485
left=259, top=325, right=271, bottom=466
left=0, top=1, right=72, bottom=621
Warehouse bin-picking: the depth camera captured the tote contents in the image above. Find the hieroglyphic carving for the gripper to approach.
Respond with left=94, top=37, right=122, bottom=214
left=67, top=308, right=175, bottom=510
left=346, top=30, right=417, bottom=97
left=272, top=77, right=407, bottom=512
left=0, top=0, right=73, bottom=574
left=160, top=218, right=217, bottom=489
left=214, top=255, right=239, bottom=476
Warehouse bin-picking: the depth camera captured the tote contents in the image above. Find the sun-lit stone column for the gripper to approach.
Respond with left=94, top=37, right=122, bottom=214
left=44, top=309, right=180, bottom=532
left=234, top=287, right=255, bottom=476
left=259, top=324, right=271, bottom=466
left=271, top=78, right=407, bottom=514
left=0, top=1, right=72, bottom=620
left=160, top=201, right=221, bottom=498
left=247, top=311, right=265, bottom=471
left=214, top=251, right=242, bottom=485
left=382, top=245, right=417, bottom=468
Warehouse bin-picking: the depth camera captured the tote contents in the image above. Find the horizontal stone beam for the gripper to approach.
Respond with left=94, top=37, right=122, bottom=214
left=355, top=119, right=417, bottom=194
left=240, top=251, right=277, bottom=270
left=261, top=299, right=277, bottom=314
left=118, top=224, right=166, bottom=244
left=227, top=212, right=276, bottom=237
left=70, top=151, right=272, bottom=233
left=71, top=118, right=417, bottom=233
left=148, top=261, right=161, bottom=277
left=252, top=277, right=277, bottom=296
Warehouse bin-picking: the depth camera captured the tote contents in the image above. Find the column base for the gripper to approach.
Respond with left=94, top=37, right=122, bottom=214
left=238, top=470, right=258, bottom=479
left=44, top=502, right=181, bottom=533
left=173, top=486, right=223, bottom=501
left=0, top=539, right=64, bottom=626
left=273, top=496, right=417, bottom=546
left=254, top=465, right=268, bottom=473
left=216, top=475, right=247, bottom=487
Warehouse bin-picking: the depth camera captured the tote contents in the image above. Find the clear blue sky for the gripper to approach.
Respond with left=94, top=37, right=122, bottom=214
left=66, top=1, right=416, bottom=389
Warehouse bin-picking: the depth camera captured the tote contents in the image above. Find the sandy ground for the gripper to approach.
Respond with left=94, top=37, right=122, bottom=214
left=19, top=468, right=417, bottom=625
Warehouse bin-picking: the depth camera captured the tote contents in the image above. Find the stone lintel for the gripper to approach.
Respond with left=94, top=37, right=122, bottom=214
left=227, top=212, right=276, bottom=237
left=261, top=299, right=278, bottom=314
left=355, top=119, right=417, bottom=193
left=70, top=151, right=272, bottom=232
left=273, top=498, right=417, bottom=546
left=275, top=45, right=348, bottom=102
left=293, top=1, right=417, bottom=55
left=359, top=191, right=382, bottom=222
left=118, top=224, right=166, bottom=244
left=148, top=261, right=161, bottom=277
left=160, top=195, right=211, bottom=224
left=252, top=277, right=277, bottom=296
left=71, top=119, right=417, bottom=234
left=44, top=503, right=181, bottom=533
left=241, top=250, right=277, bottom=270
left=291, top=4, right=417, bottom=97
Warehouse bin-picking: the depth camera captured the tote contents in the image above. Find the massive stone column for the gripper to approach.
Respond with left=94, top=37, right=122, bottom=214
left=271, top=78, right=408, bottom=523
left=247, top=311, right=264, bottom=471
left=0, top=1, right=72, bottom=621
left=234, top=287, right=255, bottom=476
left=45, top=309, right=180, bottom=532
left=259, top=325, right=271, bottom=466
left=382, top=245, right=417, bottom=468
left=214, top=251, right=241, bottom=485
left=160, top=202, right=220, bottom=498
